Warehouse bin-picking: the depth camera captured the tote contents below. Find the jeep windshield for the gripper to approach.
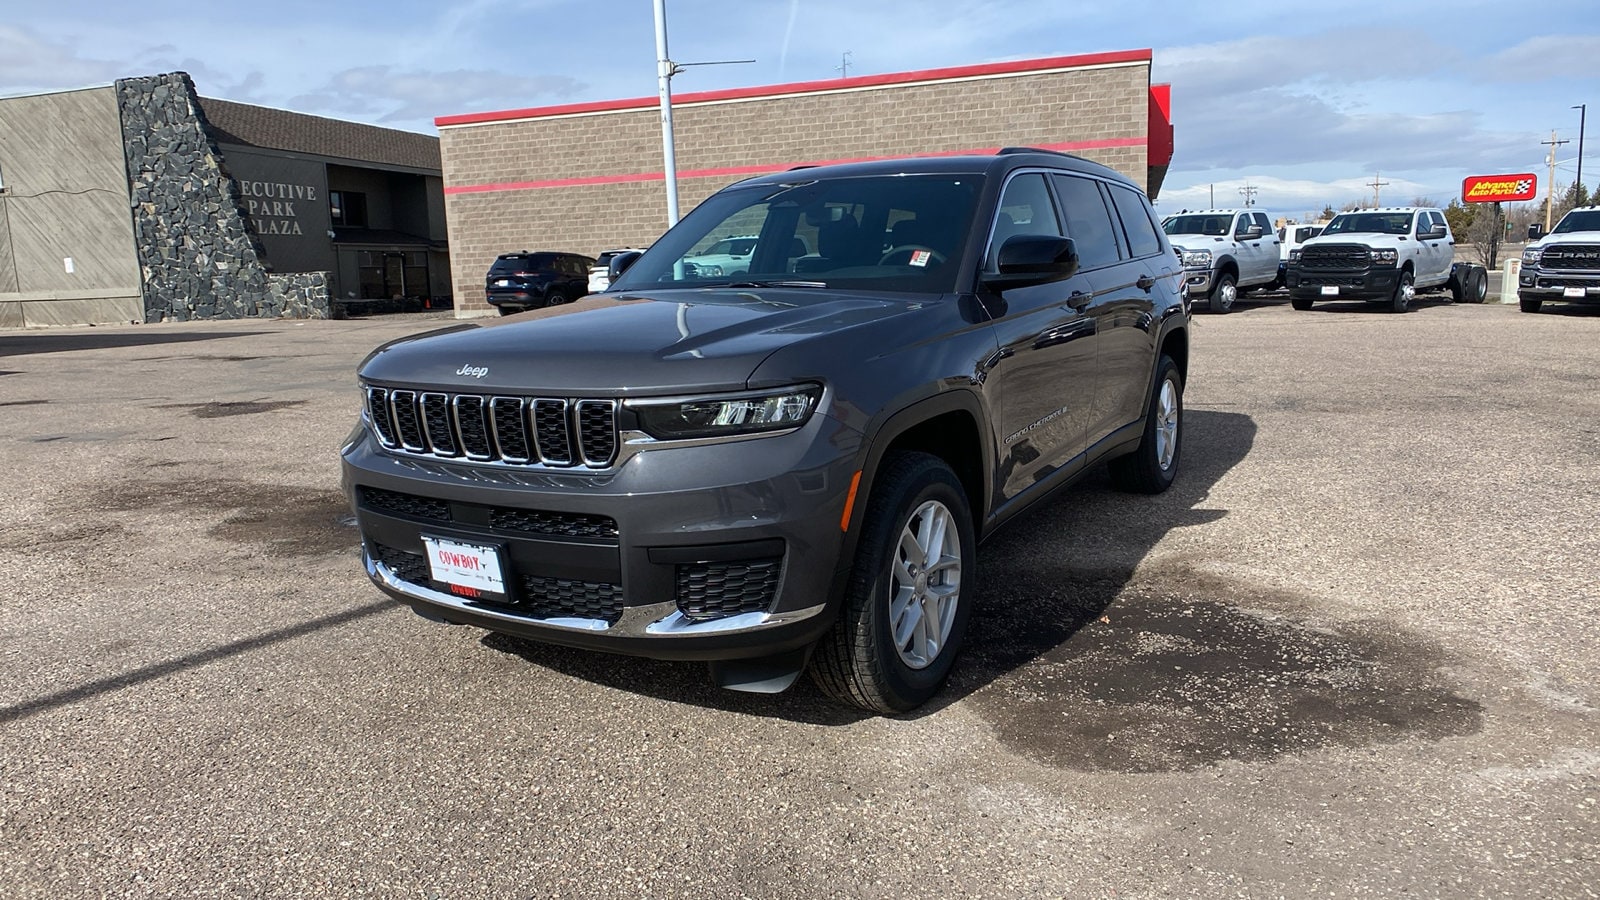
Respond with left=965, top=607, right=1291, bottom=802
left=1551, top=209, right=1600, bottom=234
left=1161, top=214, right=1232, bottom=236
left=609, top=174, right=983, bottom=295
left=1322, top=213, right=1413, bottom=236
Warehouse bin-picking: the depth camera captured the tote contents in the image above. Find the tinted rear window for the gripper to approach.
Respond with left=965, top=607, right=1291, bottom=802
left=489, top=254, right=555, bottom=275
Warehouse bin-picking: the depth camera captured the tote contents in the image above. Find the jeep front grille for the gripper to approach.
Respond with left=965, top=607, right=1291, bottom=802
left=369, top=541, right=623, bottom=623
left=1300, top=245, right=1371, bottom=269
left=365, top=387, right=618, bottom=468
left=1540, top=244, right=1600, bottom=271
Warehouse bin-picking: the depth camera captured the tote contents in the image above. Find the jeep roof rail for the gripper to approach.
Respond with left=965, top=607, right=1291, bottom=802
left=996, top=146, right=1075, bottom=158
left=787, top=164, right=818, bottom=171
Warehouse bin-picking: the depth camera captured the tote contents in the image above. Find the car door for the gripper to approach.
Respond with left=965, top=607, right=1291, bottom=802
left=1097, top=181, right=1172, bottom=436
left=1253, top=212, right=1280, bottom=282
left=1233, top=212, right=1270, bottom=284
left=982, top=171, right=1098, bottom=502
left=1425, top=211, right=1453, bottom=283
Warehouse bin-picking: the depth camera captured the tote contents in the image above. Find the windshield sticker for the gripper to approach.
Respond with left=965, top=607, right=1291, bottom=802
left=909, top=250, right=932, bottom=267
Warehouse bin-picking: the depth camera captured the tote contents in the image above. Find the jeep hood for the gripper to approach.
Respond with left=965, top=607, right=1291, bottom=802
left=358, top=288, right=931, bottom=394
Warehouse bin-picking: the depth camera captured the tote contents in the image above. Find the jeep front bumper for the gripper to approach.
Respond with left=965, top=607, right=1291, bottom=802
left=340, top=412, right=862, bottom=661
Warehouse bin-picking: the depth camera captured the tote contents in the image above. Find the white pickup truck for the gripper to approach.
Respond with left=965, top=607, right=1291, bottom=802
left=1285, top=207, right=1486, bottom=313
left=1161, top=208, right=1282, bottom=313
left=1519, top=205, right=1600, bottom=313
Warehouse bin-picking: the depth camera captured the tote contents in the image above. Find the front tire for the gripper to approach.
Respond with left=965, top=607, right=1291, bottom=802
left=811, top=452, right=976, bottom=714
left=1108, top=355, right=1183, bottom=494
left=1520, top=295, right=1543, bottom=313
left=1390, top=269, right=1414, bottom=313
left=1209, top=273, right=1237, bottom=313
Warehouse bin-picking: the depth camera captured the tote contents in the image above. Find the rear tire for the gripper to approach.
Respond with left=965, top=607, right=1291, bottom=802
left=1469, top=267, right=1488, bottom=303
left=496, top=306, right=517, bottom=317
left=1449, top=269, right=1466, bottom=302
left=1520, top=296, right=1543, bottom=313
left=1108, top=355, right=1183, bottom=495
left=811, top=452, right=976, bottom=714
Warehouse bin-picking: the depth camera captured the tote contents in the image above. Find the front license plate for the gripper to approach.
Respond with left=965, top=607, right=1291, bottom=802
left=421, top=536, right=506, bottom=597
left=1565, top=287, right=1586, bottom=298
left=1320, top=285, right=1340, bottom=296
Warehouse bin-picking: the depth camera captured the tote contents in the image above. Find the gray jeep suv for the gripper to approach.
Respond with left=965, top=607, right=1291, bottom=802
left=341, top=149, right=1190, bottom=713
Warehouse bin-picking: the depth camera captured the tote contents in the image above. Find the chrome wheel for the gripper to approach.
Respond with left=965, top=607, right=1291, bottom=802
left=889, top=500, right=962, bottom=670
left=1214, top=280, right=1237, bottom=311
left=1155, top=377, right=1179, bottom=471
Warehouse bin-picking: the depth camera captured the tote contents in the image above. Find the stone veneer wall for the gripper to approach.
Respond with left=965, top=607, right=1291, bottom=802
left=115, top=73, right=328, bottom=320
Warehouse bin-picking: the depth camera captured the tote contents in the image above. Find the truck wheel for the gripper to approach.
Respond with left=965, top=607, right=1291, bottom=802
left=1389, top=270, right=1414, bottom=313
left=1108, top=355, right=1183, bottom=495
left=1291, top=296, right=1314, bottom=311
left=1468, top=267, right=1488, bottom=303
left=1520, top=296, right=1542, bottom=313
left=811, top=451, right=976, bottom=714
left=1209, top=273, right=1237, bottom=313
left=1449, top=269, right=1466, bottom=302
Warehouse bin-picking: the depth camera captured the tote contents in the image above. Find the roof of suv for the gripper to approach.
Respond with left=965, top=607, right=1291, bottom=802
left=733, top=149, right=1135, bottom=189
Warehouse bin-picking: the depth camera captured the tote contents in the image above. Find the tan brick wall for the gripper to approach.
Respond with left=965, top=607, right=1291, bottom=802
left=441, top=62, right=1150, bottom=316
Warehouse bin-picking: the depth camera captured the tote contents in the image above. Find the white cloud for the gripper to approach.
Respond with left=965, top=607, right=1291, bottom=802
left=288, top=66, right=586, bottom=128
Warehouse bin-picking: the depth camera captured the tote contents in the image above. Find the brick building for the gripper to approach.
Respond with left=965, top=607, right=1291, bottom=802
left=436, top=48, right=1174, bottom=318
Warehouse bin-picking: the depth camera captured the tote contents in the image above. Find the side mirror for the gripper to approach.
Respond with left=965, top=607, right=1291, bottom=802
left=1244, top=224, right=1264, bottom=238
left=1527, top=223, right=1544, bottom=240
left=982, top=235, right=1080, bottom=289
left=1425, top=224, right=1448, bottom=239
left=609, top=251, right=643, bottom=281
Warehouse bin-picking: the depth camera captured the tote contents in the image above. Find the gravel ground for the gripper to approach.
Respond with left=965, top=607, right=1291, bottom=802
left=0, top=298, right=1596, bottom=898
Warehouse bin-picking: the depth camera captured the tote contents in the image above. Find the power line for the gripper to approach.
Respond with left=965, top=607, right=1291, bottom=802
left=835, top=50, right=853, bottom=78
left=1237, top=183, right=1258, bottom=207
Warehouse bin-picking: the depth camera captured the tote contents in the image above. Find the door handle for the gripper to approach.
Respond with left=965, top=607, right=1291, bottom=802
left=1135, top=275, right=1155, bottom=292
left=1067, top=290, right=1092, bottom=310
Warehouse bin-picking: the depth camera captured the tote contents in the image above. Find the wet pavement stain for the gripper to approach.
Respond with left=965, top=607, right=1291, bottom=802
left=958, top=569, right=1483, bottom=774
left=155, top=400, right=307, bottom=418
left=95, top=478, right=356, bottom=557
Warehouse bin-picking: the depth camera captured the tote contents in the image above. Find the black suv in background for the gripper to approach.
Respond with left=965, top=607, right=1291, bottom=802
left=484, top=251, right=595, bottom=315
left=343, top=149, right=1189, bottom=713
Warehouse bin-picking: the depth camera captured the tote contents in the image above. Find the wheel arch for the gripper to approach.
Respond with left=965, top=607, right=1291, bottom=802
left=847, top=391, right=991, bottom=547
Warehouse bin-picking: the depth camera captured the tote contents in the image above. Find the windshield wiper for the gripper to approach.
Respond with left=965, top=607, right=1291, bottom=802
left=718, top=280, right=828, bottom=289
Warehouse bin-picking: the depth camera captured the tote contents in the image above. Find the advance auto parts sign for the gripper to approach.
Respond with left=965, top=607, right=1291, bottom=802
left=1462, top=173, right=1538, bottom=203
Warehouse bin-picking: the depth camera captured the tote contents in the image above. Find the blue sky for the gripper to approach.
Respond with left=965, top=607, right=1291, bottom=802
left=4, top=0, right=1597, bottom=221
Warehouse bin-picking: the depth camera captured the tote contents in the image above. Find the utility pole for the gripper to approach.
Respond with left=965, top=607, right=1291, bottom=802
left=1574, top=104, right=1587, bottom=201
left=1543, top=130, right=1570, bottom=231
left=1237, top=182, right=1258, bottom=207
left=1367, top=172, right=1389, bottom=207
left=835, top=50, right=852, bottom=78
left=1209, top=184, right=1214, bottom=207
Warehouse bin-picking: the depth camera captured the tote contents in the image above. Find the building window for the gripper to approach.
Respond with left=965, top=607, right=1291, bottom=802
left=357, top=250, right=429, bottom=300
left=331, top=191, right=368, bottom=228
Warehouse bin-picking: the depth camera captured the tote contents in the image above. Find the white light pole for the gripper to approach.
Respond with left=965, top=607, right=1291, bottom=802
left=651, top=0, right=753, bottom=229
left=653, top=0, right=680, bottom=227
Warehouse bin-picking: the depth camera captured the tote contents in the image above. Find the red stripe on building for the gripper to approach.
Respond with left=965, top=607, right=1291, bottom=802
left=443, top=138, right=1148, bottom=196
left=435, top=49, right=1154, bottom=128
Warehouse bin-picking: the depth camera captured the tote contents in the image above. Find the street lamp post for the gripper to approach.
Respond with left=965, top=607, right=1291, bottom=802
left=652, top=0, right=753, bottom=229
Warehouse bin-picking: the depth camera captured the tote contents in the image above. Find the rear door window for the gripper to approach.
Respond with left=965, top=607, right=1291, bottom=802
left=1107, top=184, right=1165, bottom=259
left=1050, top=174, right=1122, bottom=271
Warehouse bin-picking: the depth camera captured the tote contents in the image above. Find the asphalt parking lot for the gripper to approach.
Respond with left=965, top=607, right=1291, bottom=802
left=2, top=297, right=1597, bottom=898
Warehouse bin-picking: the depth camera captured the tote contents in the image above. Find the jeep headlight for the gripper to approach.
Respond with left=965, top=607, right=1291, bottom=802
left=1522, top=247, right=1542, bottom=265
left=631, top=385, right=821, bottom=440
left=1370, top=249, right=1398, bottom=265
left=1181, top=249, right=1212, bottom=268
